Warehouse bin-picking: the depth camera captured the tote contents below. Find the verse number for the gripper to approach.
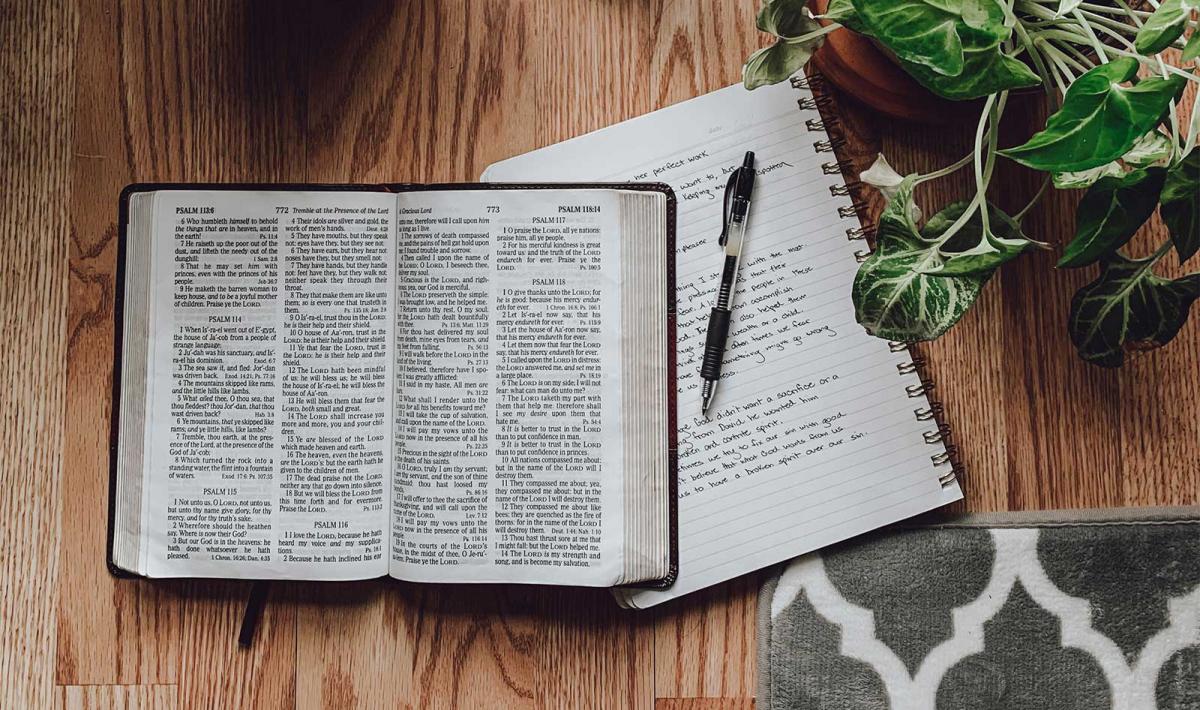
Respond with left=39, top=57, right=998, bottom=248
left=275, top=207, right=290, bottom=214
left=486, top=205, right=500, bottom=213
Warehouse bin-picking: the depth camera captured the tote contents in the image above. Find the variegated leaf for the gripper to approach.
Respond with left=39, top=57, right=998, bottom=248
left=853, top=178, right=990, bottom=340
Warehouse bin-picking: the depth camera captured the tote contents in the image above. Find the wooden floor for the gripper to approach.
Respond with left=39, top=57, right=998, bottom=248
left=2, top=1, right=1196, bottom=708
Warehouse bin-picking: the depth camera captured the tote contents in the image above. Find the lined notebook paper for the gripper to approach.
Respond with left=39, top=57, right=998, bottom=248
left=484, top=80, right=962, bottom=607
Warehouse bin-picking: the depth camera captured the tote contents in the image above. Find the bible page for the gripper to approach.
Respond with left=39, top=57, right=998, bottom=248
left=484, top=81, right=962, bottom=607
left=388, top=188, right=625, bottom=586
left=138, top=190, right=394, bottom=579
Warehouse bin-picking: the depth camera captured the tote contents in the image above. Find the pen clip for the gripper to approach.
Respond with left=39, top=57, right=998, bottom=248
left=719, top=169, right=738, bottom=247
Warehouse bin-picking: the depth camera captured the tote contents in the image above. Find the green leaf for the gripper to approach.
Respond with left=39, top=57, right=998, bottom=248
left=1051, top=132, right=1171, bottom=188
left=1059, top=167, right=1166, bottom=268
left=1183, top=29, right=1200, bottom=62
left=919, top=200, right=1041, bottom=275
left=998, top=58, right=1188, bottom=172
left=860, top=154, right=924, bottom=222
left=1134, top=0, right=1200, bottom=55
left=1161, top=148, right=1200, bottom=262
left=758, top=0, right=817, bottom=36
left=851, top=0, right=1009, bottom=77
left=823, top=0, right=867, bottom=33
left=852, top=178, right=990, bottom=340
left=1068, top=254, right=1200, bottom=366
left=900, top=45, right=1040, bottom=100
left=1121, top=131, right=1174, bottom=168
left=744, top=0, right=825, bottom=89
left=1053, top=162, right=1125, bottom=189
left=743, top=39, right=823, bottom=89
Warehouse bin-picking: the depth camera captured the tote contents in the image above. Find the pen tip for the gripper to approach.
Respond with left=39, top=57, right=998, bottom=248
left=743, top=151, right=755, bottom=168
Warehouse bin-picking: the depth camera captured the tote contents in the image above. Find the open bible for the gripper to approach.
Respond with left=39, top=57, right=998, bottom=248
left=109, top=184, right=677, bottom=589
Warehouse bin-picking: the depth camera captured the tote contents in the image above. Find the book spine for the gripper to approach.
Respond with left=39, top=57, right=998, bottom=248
left=790, top=72, right=964, bottom=490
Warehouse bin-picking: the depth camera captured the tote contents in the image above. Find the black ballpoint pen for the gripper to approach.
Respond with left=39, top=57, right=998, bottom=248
left=700, top=151, right=756, bottom=416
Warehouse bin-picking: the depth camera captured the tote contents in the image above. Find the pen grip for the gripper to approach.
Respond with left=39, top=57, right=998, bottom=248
left=699, top=307, right=732, bottom=380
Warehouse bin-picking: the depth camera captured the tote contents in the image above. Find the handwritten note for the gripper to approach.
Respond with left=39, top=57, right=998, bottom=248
left=484, top=80, right=961, bottom=607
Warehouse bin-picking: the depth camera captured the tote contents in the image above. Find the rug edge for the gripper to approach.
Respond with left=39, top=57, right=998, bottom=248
left=754, top=505, right=1200, bottom=705
left=757, top=564, right=784, bottom=710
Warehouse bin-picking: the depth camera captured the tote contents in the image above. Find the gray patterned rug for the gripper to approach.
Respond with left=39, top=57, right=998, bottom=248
left=758, top=507, right=1200, bottom=710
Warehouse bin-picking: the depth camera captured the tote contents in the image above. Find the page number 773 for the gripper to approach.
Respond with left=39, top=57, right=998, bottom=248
left=486, top=205, right=500, bottom=213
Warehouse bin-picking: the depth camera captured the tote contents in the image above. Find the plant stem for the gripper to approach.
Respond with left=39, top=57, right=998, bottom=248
left=1076, top=9, right=1141, bottom=36
left=973, top=94, right=998, bottom=203
left=1034, top=29, right=1200, bottom=80
left=1153, top=55, right=1184, bottom=162
left=932, top=95, right=1001, bottom=248
left=779, top=23, right=841, bottom=45
left=1014, top=176, right=1052, bottom=222
left=1017, top=2, right=1137, bottom=40
left=1077, top=2, right=1151, bottom=18
left=915, top=153, right=974, bottom=184
left=984, top=92, right=1008, bottom=186
left=1073, top=9, right=1112, bottom=61
left=1168, top=98, right=1182, bottom=161
left=1111, top=0, right=1147, bottom=26
left=1039, top=45, right=1071, bottom=94
left=1029, top=21, right=1191, bottom=54
left=1101, top=46, right=1200, bottom=82
left=1014, top=20, right=1061, bottom=100
left=1016, top=1, right=1193, bottom=54
left=1053, top=40, right=1099, bottom=71
left=1184, top=88, right=1200, bottom=156
left=1086, top=18, right=1138, bottom=50
left=1030, top=28, right=1099, bottom=44
left=1148, top=239, right=1174, bottom=265
left=1040, top=42, right=1084, bottom=78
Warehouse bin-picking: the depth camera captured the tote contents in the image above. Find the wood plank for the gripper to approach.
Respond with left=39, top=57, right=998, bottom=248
left=534, top=589, right=654, bottom=710
left=176, top=581, right=295, bottom=708
left=59, top=0, right=307, bottom=700
left=997, top=182, right=1127, bottom=510
left=0, top=0, right=76, bottom=707
left=654, top=574, right=758, bottom=699
left=656, top=699, right=755, bottom=710
left=294, top=583, right=417, bottom=709
left=56, top=685, right=176, bottom=710
left=405, top=586, right=538, bottom=710
left=58, top=0, right=178, bottom=684
left=1120, top=75, right=1200, bottom=508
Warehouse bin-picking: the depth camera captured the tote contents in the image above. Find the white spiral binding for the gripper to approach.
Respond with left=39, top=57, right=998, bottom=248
left=792, top=72, right=962, bottom=489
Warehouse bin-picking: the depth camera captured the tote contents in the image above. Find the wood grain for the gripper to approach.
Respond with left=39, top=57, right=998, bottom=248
left=654, top=575, right=759, bottom=700
left=656, top=699, right=755, bottom=710
left=55, top=685, right=176, bottom=710
left=0, top=0, right=1189, bottom=708
left=1, top=1, right=75, bottom=707
left=58, top=0, right=179, bottom=687
left=58, top=0, right=308, bottom=702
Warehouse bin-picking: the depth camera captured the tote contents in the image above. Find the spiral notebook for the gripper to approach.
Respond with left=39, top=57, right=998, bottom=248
left=484, top=74, right=963, bottom=608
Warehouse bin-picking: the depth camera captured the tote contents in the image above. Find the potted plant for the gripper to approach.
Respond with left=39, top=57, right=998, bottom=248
left=744, top=0, right=1199, bottom=367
